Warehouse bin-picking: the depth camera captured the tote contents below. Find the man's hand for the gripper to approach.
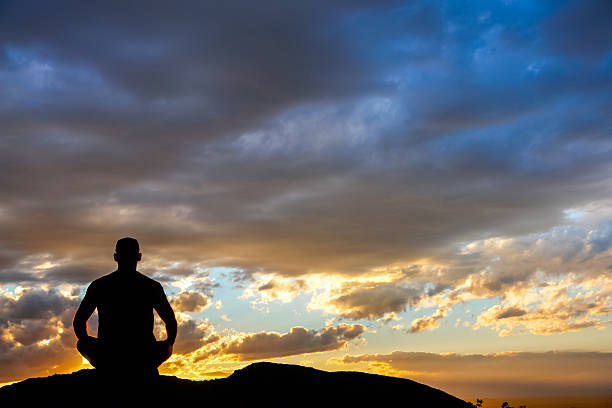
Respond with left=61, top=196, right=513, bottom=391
left=162, top=338, right=174, bottom=358
left=153, top=283, right=178, bottom=345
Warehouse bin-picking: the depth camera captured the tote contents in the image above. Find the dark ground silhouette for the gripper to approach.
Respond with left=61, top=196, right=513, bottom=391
left=0, top=362, right=471, bottom=408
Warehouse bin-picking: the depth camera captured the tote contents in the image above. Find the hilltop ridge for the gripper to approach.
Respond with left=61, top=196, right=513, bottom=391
left=0, top=361, right=469, bottom=407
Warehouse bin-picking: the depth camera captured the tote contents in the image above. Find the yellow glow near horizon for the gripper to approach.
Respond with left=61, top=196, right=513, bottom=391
left=0, top=381, right=17, bottom=388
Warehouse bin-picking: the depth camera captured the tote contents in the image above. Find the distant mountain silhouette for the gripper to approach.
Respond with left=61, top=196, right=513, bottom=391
left=0, top=362, right=470, bottom=407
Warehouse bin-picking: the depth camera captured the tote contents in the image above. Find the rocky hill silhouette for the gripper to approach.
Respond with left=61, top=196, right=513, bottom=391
left=0, top=362, right=470, bottom=407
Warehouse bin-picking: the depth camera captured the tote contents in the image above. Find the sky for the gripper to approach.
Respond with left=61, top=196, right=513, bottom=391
left=1, top=0, right=611, bottom=399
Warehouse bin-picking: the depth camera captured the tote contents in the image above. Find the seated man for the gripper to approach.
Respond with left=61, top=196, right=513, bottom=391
left=73, top=237, right=177, bottom=375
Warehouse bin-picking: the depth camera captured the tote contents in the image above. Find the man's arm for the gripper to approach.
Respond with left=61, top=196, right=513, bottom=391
left=73, top=285, right=97, bottom=340
left=153, top=284, right=177, bottom=345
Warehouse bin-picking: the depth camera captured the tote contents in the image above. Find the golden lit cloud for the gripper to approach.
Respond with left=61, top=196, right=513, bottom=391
left=409, top=305, right=451, bottom=333
left=0, top=288, right=82, bottom=382
left=474, top=274, right=612, bottom=336
left=171, top=291, right=210, bottom=313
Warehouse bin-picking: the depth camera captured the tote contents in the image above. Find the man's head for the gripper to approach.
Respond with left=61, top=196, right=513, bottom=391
left=114, top=237, right=142, bottom=267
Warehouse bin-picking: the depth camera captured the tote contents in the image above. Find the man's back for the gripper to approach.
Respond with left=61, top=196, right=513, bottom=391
left=73, top=238, right=177, bottom=374
left=87, top=270, right=164, bottom=344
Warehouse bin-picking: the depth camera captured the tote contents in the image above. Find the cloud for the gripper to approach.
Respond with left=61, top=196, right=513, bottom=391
left=0, top=288, right=82, bottom=382
left=6, top=319, right=61, bottom=346
left=197, top=323, right=365, bottom=361
left=0, top=0, right=610, bottom=285
left=241, top=269, right=430, bottom=320
left=409, top=305, right=451, bottom=333
left=494, top=307, right=526, bottom=320
left=473, top=274, right=612, bottom=336
left=171, top=291, right=210, bottom=313
left=173, top=317, right=217, bottom=355
left=319, top=282, right=422, bottom=320
left=239, top=217, right=612, bottom=337
left=0, top=288, right=79, bottom=321
left=240, top=274, right=308, bottom=306
left=385, top=220, right=612, bottom=336
left=242, top=269, right=430, bottom=320
left=335, top=350, right=612, bottom=398
left=542, top=0, right=612, bottom=60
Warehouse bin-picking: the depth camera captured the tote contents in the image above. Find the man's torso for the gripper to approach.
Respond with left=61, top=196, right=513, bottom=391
left=89, top=270, right=160, bottom=344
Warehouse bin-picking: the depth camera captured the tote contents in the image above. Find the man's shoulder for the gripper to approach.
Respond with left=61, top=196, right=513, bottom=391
left=83, top=272, right=114, bottom=297
left=134, top=271, right=164, bottom=290
left=88, top=270, right=162, bottom=291
left=89, top=271, right=116, bottom=287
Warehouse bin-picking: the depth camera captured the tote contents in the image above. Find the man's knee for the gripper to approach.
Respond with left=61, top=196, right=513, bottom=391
left=77, top=336, right=97, bottom=354
left=76, top=337, right=104, bottom=368
left=151, top=341, right=172, bottom=367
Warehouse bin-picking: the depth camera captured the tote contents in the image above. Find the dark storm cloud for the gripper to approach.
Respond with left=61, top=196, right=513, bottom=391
left=0, top=288, right=78, bottom=320
left=0, top=0, right=611, bottom=283
left=0, top=0, right=404, bottom=128
left=0, top=261, right=110, bottom=286
left=542, top=0, right=612, bottom=60
left=0, top=270, right=39, bottom=284
left=42, top=264, right=106, bottom=285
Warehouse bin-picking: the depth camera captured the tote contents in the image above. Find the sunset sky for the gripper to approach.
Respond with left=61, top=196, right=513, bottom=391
left=1, top=0, right=611, bottom=400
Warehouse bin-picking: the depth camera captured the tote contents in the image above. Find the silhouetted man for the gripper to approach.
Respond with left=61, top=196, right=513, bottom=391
left=73, top=237, right=177, bottom=376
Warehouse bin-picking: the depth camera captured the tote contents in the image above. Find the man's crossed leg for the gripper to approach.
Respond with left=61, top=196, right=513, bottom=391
left=77, top=337, right=172, bottom=375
